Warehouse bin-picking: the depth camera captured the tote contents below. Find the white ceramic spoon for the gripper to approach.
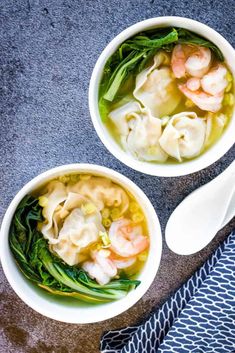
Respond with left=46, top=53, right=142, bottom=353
left=166, top=160, right=235, bottom=255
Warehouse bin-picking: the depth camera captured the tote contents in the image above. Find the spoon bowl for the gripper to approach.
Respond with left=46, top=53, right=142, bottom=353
left=166, top=161, right=235, bottom=255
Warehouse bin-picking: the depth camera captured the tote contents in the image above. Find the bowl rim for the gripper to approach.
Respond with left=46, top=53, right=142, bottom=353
left=0, top=164, right=162, bottom=323
left=89, top=16, right=235, bottom=177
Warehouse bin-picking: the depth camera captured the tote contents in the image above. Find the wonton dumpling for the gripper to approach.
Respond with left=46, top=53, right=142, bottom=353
left=109, top=101, right=168, bottom=162
left=159, top=112, right=206, bottom=161
left=41, top=181, right=67, bottom=244
left=71, top=177, right=129, bottom=214
left=39, top=176, right=135, bottom=267
left=133, top=52, right=181, bottom=117
left=40, top=176, right=130, bottom=244
left=52, top=208, right=103, bottom=266
left=123, top=110, right=168, bottom=162
left=109, top=101, right=141, bottom=135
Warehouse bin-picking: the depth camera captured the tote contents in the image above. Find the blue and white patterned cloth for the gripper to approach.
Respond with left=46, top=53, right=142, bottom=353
left=100, top=231, right=235, bottom=353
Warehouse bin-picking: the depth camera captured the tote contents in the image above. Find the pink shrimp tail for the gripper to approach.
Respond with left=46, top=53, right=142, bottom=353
left=171, top=44, right=186, bottom=78
left=178, top=83, right=223, bottom=113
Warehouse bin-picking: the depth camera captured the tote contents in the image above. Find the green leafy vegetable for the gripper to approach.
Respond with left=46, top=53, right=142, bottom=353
left=103, top=50, right=146, bottom=102
left=99, top=27, right=224, bottom=122
left=9, top=195, right=140, bottom=303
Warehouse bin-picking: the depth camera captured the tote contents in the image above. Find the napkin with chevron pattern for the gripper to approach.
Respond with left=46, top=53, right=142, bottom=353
left=100, top=231, right=235, bottom=353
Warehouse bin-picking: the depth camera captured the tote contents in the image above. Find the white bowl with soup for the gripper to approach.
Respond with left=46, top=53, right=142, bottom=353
left=0, top=164, right=162, bottom=323
left=89, top=17, right=235, bottom=176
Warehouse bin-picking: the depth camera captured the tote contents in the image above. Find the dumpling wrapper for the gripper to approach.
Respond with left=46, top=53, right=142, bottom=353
left=133, top=52, right=181, bottom=118
left=41, top=181, right=67, bottom=244
left=109, top=100, right=141, bottom=136
left=159, top=112, right=206, bottom=162
left=41, top=185, right=91, bottom=243
left=39, top=176, right=131, bottom=266
left=109, top=101, right=168, bottom=162
left=71, top=176, right=129, bottom=214
left=58, top=192, right=89, bottom=219
left=52, top=208, right=103, bottom=266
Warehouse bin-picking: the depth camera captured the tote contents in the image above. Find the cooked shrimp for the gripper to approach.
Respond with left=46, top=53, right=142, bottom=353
left=201, top=64, right=228, bottom=95
left=82, top=249, right=117, bottom=285
left=178, top=83, right=223, bottom=112
left=171, top=44, right=187, bottom=78
left=109, top=219, right=149, bottom=257
left=185, top=46, right=211, bottom=78
left=112, top=257, right=136, bottom=269
left=186, top=77, right=201, bottom=91
left=171, top=44, right=211, bottom=78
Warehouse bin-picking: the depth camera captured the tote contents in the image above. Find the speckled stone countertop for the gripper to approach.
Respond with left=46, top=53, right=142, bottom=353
left=0, top=1, right=235, bottom=352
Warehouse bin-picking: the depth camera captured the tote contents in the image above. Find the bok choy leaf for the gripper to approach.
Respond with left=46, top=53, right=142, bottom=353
left=9, top=195, right=140, bottom=303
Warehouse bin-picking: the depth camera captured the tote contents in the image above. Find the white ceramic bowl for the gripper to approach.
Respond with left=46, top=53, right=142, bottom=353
left=89, top=17, right=235, bottom=177
left=0, top=164, right=162, bottom=323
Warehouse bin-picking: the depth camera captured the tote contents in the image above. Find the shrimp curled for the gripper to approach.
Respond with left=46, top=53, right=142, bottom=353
left=178, top=83, right=223, bottom=112
left=171, top=44, right=211, bottom=79
left=109, top=219, right=149, bottom=257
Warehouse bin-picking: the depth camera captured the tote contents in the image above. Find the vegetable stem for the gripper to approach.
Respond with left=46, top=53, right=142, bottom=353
left=104, top=51, right=146, bottom=101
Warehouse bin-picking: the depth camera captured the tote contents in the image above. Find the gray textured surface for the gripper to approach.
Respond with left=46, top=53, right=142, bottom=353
left=0, top=1, right=235, bottom=352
